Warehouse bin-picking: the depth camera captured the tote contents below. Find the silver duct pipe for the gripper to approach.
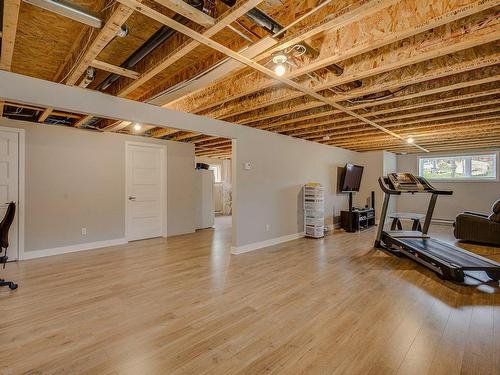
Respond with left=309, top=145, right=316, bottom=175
left=23, top=0, right=102, bottom=28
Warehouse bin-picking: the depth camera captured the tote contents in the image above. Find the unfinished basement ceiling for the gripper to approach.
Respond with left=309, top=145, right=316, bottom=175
left=1, top=0, right=499, bottom=158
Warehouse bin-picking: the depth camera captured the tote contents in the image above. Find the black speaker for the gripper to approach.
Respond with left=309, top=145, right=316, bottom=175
left=371, top=191, right=375, bottom=209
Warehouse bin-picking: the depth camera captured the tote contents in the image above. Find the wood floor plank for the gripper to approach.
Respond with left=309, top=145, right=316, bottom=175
left=0, top=217, right=498, bottom=374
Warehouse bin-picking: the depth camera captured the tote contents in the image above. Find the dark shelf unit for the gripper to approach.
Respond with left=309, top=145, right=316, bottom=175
left=341, top=208, right=375, bottom=232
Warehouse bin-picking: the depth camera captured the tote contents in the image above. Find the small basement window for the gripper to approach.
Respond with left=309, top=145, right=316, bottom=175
left=418, top=153, right=497, bottom=181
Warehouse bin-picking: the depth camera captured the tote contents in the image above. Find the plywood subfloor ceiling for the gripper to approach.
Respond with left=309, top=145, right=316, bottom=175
left=1, top=0, right=499, bottom=158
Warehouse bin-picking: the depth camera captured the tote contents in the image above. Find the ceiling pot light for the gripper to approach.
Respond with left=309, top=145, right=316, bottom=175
left=275, top=64, right=286, bottom=76
left=133, top=123, right=142, bottom=132
left=323, top=135, right=330, bottom=140
left=406, top=137, right=414, bottom=144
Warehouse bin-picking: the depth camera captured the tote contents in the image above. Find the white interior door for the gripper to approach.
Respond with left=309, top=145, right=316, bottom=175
left=0, top=130, right=19, bottom=260
left=126, top=143, right=163, bottom=241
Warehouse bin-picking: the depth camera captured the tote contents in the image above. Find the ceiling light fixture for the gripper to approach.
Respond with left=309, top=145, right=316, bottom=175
left=133, top=123, right=142, bottom=131
left=406, top=137, right=414, bottom=144
left=272, top=52, right=288, bottom=77
left=275, top=64, right=286, bottom=76
left=323, top=135, right=330, bottom=141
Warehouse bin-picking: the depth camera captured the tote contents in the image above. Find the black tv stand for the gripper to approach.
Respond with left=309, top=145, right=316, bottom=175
left=341, top=207, right=375, bottom=232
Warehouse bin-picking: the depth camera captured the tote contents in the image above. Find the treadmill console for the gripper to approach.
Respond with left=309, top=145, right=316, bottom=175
left=387, top=173, right=428, bottom=192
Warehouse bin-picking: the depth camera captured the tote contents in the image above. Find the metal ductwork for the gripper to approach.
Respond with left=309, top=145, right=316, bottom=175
left=188, top=0, right=205, bottom=11
left=23, top=0, right=102, bottom=28
left=219, top=0, right=318, bottom=59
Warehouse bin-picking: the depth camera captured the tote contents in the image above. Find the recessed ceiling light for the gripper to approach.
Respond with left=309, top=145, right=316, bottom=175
left=406, top=137, right=414, bottom=144
left=133, top=123, right=142, bottom=131
left=323, top=135, right=330, bottom=140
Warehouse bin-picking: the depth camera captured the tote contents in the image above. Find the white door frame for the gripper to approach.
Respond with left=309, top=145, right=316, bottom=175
left=0, top=126, right=25, bottom=260
left=125, top=141, right=167, bottom=241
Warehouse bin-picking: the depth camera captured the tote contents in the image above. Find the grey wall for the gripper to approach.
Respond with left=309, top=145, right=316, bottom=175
left=167, top=141, right=196, bottom=236
left=352, top=151, right=397, bottom=220
left=0, top=117, right=195, bottom=252
left=233, top=131, right=359, bottom=247
left=396, top=149, right=500, bottom=220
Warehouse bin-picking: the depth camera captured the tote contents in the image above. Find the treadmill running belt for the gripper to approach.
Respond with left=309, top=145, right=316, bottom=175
left=396, top=238, right=498, bottom=269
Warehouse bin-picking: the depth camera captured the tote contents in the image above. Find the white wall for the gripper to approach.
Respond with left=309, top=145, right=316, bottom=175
left=0, top=117, right=195, bottom=255
left=167, top=141, right=196, bottom=236
left=396, top=149, right=500, bottom=220
left=353, top=151, right=397, bottom=220
left=232, top=132, right=359, bottom=248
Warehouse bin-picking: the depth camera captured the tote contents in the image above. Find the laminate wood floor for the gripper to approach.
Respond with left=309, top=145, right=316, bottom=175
left=1, top=217, right=499, bottom=374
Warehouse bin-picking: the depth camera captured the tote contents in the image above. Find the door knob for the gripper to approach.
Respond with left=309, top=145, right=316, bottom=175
left=128, top=196, right=136, bottom=201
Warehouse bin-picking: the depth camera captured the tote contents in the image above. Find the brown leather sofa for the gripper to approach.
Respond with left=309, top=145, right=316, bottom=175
left=454, top=199, right=500, bottom=246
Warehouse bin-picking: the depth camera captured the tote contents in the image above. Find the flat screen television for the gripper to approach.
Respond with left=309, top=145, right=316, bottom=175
left=340, top=164, right=364, bottom=192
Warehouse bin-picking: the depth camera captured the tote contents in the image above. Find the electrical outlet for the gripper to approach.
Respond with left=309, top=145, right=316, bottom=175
left=266, top=224, right=270, bottom=232
left=81, top=227, right=87, bottom=236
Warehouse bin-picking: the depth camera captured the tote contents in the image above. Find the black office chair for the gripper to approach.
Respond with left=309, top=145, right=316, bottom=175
left=0, top=202, right=17, bottom=290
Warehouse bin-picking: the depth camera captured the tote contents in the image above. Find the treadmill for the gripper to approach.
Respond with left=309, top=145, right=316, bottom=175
left=375, top=173, right=500, bottom=283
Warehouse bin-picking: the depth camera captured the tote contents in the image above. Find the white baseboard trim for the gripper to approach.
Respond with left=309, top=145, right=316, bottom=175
left=431, top=218, right=454, bottom=226
left=21, top=238, right=127, bottom=260
left=231, top=232, right=304, bottom=255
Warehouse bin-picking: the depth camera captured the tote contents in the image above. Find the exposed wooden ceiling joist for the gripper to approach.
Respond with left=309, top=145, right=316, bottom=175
left=38, top=107, right=53, bottom=123
left=90, top=59, right=140, bottom=80
left=154, top=0, right=215, bottom=27
left=64, top=2, right=139, bottom=86
left=118, top=0, right=432, bottom=151
left=0, top=0, right=21, bottom=71
left=169, top=0, right=498, bottom=116
left=117, top=0, right=266, bottom=98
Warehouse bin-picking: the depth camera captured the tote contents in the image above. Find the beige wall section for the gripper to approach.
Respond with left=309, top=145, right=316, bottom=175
left=0, top=117, right=195, bottom=253
left=232, top=131, right=359, bottom=248
left=396, top=149, right=500, bottom=221
left=352, top=151, right=397, bottom=220
left=167, top=142, right=196, bottom=236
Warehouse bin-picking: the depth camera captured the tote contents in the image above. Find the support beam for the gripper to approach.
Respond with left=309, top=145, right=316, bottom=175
left=38, top=107, right=54, bottom=123
left=0, top=0, right=21, bottom=71
left=91, top=60, right=140, bottom=79
left=64, top=3, right=138, bottom=85
left=293, top=107, right=500, bottom=140
left=154, top=0, right=215, bottom=27
left=117, top=0, right=429, bottom=151
left=329, top=124, right=500, bottom=146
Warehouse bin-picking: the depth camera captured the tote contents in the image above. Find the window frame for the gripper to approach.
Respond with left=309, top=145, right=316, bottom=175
left=417, top=151, right=498, bottom=183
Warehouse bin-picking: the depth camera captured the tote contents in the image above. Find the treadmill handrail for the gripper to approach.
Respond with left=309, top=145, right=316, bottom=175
left=378, top=176, right=452, bottom=195
left=378, top=177, right=401, bottom=195
left=415, top=176, right=453, bottom=195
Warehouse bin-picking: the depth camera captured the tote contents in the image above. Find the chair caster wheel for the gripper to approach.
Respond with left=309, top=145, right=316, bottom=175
left=9, top=283, right=17, bottom=290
